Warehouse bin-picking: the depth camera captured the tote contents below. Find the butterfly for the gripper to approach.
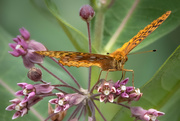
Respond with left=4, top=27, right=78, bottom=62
left=35, top=11, right=171, bottom=84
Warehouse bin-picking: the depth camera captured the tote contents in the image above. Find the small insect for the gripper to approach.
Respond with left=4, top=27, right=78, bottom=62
left=36, top=11, right=171, bottom=85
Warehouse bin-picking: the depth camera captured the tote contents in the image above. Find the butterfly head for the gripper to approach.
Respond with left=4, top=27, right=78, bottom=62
left=110, top=52, right=128, bottom=70
left=117, top=55, right=128, bottom=69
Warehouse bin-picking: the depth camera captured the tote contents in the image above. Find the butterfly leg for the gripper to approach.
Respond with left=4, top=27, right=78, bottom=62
left=122, top=69, right=134, bottom=87
left=105, top=70, right=110, bottom=81
left=105, top=69, right=117, bottom=81
left=119, top=71, right=124, bottom=81
left=120, top=71, right=126, bottom=81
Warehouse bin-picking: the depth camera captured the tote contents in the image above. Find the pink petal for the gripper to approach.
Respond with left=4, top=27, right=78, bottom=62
left=22, top=55, right=35, bottom=69
left=63, top=104, right=70, bottom=111
left=34, top=84, right=54, bottom=94
left=134, top=94, right=142, bottom=101
left=97, top=86, right=102, bottom=92
left=121, top=92, right=129, bottom=98
left=21, top=92, right=35, bottom=103
left=126, top=86, right=134, bottom=92
left=56, top=92, right=64, bottom=98
left=6, top=104, right=16, bottom=111
left=99, top=95, right=105, bottom=102
left=19, top=27, right=30, bottom=40
left=108, top=94, right=114, bottom=102
left=15, top=90, right=24, bottom=96
left=28, top=40, right=46, bottom=51
left=21, top=96, right=28, bottom=103
left=8, top=51, right=21, bottom=57
left=157, top=111, right=165, bottom=116
left=9, top=98, right=21, bottom=104
left=114, top=80, right=121, bottom=88
left=19, top=102, right=27, bottom=107
left=12, top=111, right=21, bottom=119
left=49, top=98, right=58, bottom=104
left=26, top=49, right=44, bottom=64
left=26, top=92, right=35, bottom=100
left=54, top=106, right=62, bottom=113
left=129, top=93, right=137, bottom=98
left=27, top=96, right=43, bottom=107
left=116, top=89, right=121, bottom=95
left=9, top=43, right=17, bottom=49
left=16, top=36, right=28, bottom=49
left=120, top=78, right=129, bottom=85
left=17, top=83, right=27, bottom=88
left=111, top=87, right=116, bottom=93
left=16, top=48, right=26, bottom=55
left=25, top=84, right=34, bottom=89
left=21, top=108, right=28, bottom=117
left=13, top=37, right=19, bottom=43
left=147, top=109, right=165, bottom=116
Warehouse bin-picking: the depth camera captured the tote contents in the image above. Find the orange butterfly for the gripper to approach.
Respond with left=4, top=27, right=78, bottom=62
left=36, top=11, right=171, bottom=84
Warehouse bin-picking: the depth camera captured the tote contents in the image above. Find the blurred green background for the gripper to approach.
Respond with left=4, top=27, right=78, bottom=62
left=0, top=0, right=180, bottom=121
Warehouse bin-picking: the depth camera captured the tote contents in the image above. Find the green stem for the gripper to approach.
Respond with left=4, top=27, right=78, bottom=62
left=93, top=9, right=105, bottom=52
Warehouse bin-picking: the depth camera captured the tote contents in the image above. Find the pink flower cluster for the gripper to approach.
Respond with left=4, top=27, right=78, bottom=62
left=131, top=107, right=165, bottom=121
left=49, top=93, right=85, bottom=113
left=6, top=97, right=42, bottom=119
left=8, top=27, right=47, bottom=68
left=6, top=83, right=54, bottom=119
left=97, top=78, right=142, bottom=103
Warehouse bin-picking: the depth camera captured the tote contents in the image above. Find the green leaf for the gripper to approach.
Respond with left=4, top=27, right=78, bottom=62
left=1, top=0, right=180, bottom=121
left=112, top=45, right=180, bottom=120
left=44, top=0, right=98, bottom=52
left=102, top=0, right=180, bottom=53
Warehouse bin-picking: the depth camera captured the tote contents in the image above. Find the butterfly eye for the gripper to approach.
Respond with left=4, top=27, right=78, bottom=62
left=125, top=57, right=128, bottom=62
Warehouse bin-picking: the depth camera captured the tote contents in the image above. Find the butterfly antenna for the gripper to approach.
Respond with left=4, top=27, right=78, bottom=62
left=128, top=49, right=156, bottom=55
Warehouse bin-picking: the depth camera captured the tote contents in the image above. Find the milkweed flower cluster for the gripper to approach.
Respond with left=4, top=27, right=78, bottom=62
left=6, top=4, right=165, bottom=121
left=8, top=27, right=47, bottom=68
left=6, top=97, right=42, bottom=119
left=97, top=78, right=143, bottom=104
left=131, top=107, right=165, bottom=121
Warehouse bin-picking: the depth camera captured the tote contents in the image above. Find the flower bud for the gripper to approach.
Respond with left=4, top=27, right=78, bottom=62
left=79, top=5, right=95, bottom=22
left=27, top=67, right=42, bottom=82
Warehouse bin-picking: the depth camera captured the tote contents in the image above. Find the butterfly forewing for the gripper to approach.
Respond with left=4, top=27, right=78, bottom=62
left=36, top=51, right=115, bottom=70
left=111, top=11, right=171, bottom=56
left=36, top=11, right=171, bottom=72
